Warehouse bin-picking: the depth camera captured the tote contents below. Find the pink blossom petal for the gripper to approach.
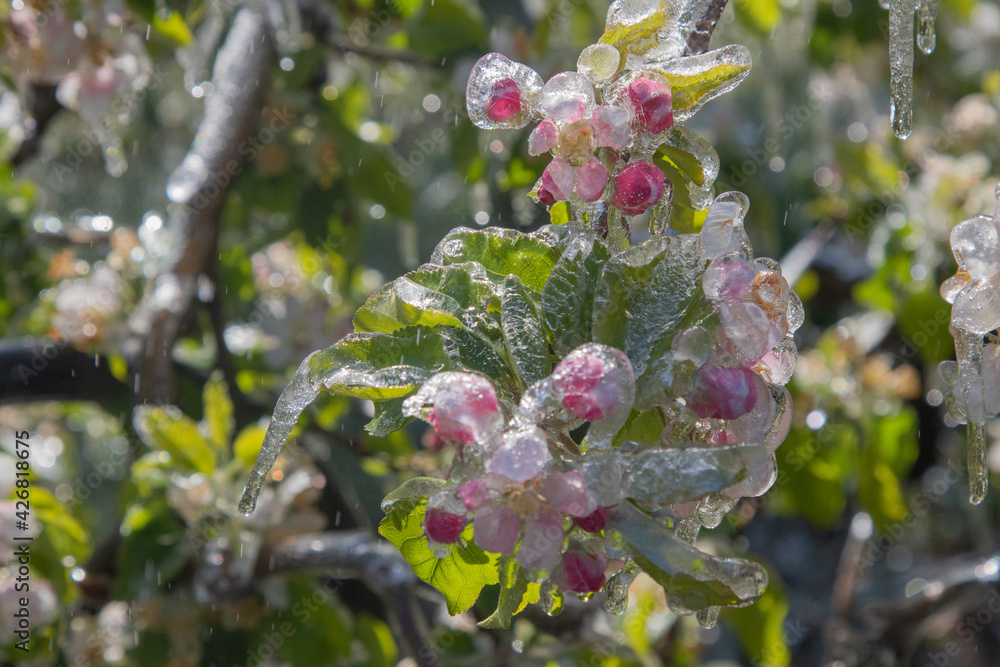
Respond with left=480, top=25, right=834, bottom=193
left=591, top=105, right=629, bottom=150
left=688, top=365, right=758, bottom=420
left=457, top=479, right=497, bottom=511
left=573, top=506, right=611, bottom=533
left=538, top=471, right=596, bottom=517
left=575, top=158, right=609, bottom=202
left=488, top=427, right=552, bottom=483
left=542, top=158, right=574, bottom=201
left=528, top=119, right=559, bottom=156
left=473, top=503, right=521, bottom=553
left=517, top=511, right=565, bottom=574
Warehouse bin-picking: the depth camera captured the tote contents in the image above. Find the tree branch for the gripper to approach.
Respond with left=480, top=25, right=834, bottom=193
left=683, top=0, right=730, bottom=56
left=130, top=8, right=275, bottom=405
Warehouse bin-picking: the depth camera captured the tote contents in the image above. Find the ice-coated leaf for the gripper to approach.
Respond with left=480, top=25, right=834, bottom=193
left=354, top=264, right=496, bottom=334
left=500, top=276, right=552, bottom=388
left=431, top=227, right=565, bottom=293
left=367, top=397, right=411, bottom=437
left=479, top=558, right=541, bottom=628
left=134, top=406, right=217, bottom=475
left=593, top=234, right=712, bottom=376
left=542, top=234, right=612, bottom=356
left=656, top=126, right=720, bottom=189
left=380, top=477, right=450, bottom=514
left=599, top=0, right=675, bottom=58
left=239, top=327, right=452, bottom=514
left=624, top=443, right=769, bottom=509
left=379, top=498, right=500, bottom=615
left=606, top=502, right=768, bottom=610
left=649, top=45, right=752, bottom=122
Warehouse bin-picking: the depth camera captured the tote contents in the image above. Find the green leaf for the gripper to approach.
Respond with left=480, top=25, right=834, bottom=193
left=499, top=276, right=552, bottom=388
left=367, top=397, right=412, bottom=437
left=115, top=498, right=190, bottom=600
left=650, top=45, right=752, bottom=120
left=409, top=0, right=488, bottom=58
left=233, top=421, right=269, bottom=470
left=657, top=127, right=720, bottom=189
left=356, top=614, right=399, bottom=667
left=550, top=201, right=571, bottom=225
left=859, top=409, right=919, bottom=532
left=354, top=264, right=495, bottom=334
left=379, top=499, right=500, bottom=615
left=31, top=487, right=89, bottom=561
left=542, top=235, right=611, bottom=356
left=734, top=0, right=782, bottom=35
left=607, top=503, right=768, bottom=610
left=152, top=10, right=194, bottom=45
left=592, top=235, right=712, bottom=376
left=612, top=409, right=667, bottom=447
left=431, top=227, right=564, bottom=293
left=478, top=561, right=541, bottom=629
left=133, top=406, right=217, bottom=474
left=202, top=371, right=235, bottom=453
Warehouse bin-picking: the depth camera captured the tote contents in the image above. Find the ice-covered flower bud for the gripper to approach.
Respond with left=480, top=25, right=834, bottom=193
left=552, top=344, right=634, bottom=421
left=552, top=546, right=609, bottom=593
left=612, top=161, right=666, bottom=216
left=542, top=157, right=608, bottom=203
left=424, top=507, right=468, bottom=544
left=486, top=78, right=522, bottom=122
left=688, top=365, right=758, bottom=420
left=540, top=71, right=595, bottom=123
left=626, top=76, right=673, bottom=135
left=466, top=54, right=543, bottom=130
left=528, top=119, right=559, bottom=156
left=402, top=372, right=502, bottom=446
left=573, top=506, right=611, bottom=533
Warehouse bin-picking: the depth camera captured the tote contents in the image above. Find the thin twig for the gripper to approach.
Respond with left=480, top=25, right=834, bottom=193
left=683, top=0, right=730, bottom=56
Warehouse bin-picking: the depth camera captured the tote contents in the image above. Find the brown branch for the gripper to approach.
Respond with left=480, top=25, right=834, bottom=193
left=683, top=0, right=730, bottom=56
left=130, top=8, right=274, bottom=404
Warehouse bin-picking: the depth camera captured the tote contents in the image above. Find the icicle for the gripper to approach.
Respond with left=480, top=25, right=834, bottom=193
left=603, top=560, right=640, bottom=615
left=238, top=356, right=320, bottom=515
left=696, top=606, right=720, bottom=628
left=888, top=0, right=916, bottom=138
left=540, top=580, right=564, bottom=616
left=955, top=328, right=988, bottom=504
left=915, top=0, right=937, bottom=54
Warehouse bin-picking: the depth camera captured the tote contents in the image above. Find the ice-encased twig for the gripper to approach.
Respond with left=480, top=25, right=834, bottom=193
left=954, top=329, right=989, bottom=504
left=238, top=353, right=321, bottom=515
left=888, top=0, right=916, bottom=138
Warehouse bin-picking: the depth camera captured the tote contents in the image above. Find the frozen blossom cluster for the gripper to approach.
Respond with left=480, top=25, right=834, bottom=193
left=938, top=186, right=1000, bottom=504
left=240, top=0, right=798, bottom=625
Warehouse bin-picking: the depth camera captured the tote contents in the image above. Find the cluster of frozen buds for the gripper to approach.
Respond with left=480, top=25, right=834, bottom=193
left=466, top=42, right=675, bottom=226
left=402, top=344, right=634, bottom=593
left=938, top=187, right=1000, bottom=504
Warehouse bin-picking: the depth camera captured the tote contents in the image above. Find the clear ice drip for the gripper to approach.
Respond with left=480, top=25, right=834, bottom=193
left=955, top=329, right=988, bottom=504
left=915, top=0, right=937, bottom=55
left=603, top=560, right=641, bottom=615
left=888, top=0, right=916, bottom=138
left=238, top=354, right=320, bottom=515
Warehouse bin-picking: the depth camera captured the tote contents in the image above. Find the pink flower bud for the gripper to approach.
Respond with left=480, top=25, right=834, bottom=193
left=559, top=550, right=608, bottom=593
left=537, top=184, right=557, bottom=206
left=573, top=506, right=611, bottom=533
left=424, top=508, right=467, bottom=544
left=688, top=365, right=758, bottom=420
left=414, top=374, right=501, bottom=445
left=486, top=78, right=522, bottom=122
left=552, top=348, right=632, bottom=422
left=612, top=161, right=666, bottom=216
left=626, top=76, right=673, bottom=135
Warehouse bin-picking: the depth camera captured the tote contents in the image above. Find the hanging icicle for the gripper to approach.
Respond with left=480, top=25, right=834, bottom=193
left=888, top=0, right=917, bottom=138
left=916, top=0, right=938, bottom=55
